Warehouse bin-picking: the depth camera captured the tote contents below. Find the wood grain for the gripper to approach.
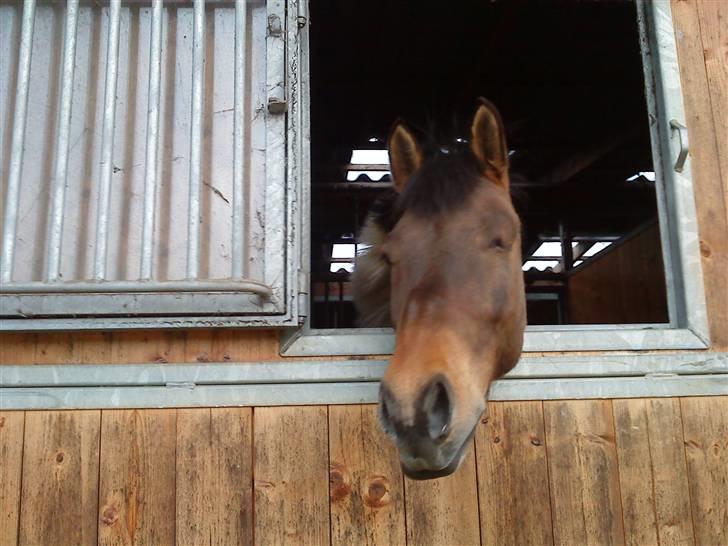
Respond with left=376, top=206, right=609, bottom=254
left=0, top=412, right=24, bottom=546
left=567, top=224, right=667, bottom=325
left=31, top=332, right=112, bottom=364
left=544, top=400, right=625, bottom=546
left=695, top=0, right=728, bottom=204
left=254, top=406, right=330, bottom=546
left=33, top=333, right=75, bottom=364
left=109, top=330, right=187, bottom=364
left=18, top=411, right=100, bottom=546
left=328, top=405, right=406, bottom=546
left=184, top=328, right=279, bottom=363
left=671, top=0, right=728, bottom=350
left=0, top=335, right=37, bottom=365
left=613, top=398, right=694, bottom=546
left=680, top=397, right=728, bottom=546
left=97, top=409, right=176, bottom=546
left=404, top=444, right=481, bottom=546
left=475, top=401, right=553, bottom=546
left=175, top=408, right=253, bottom=546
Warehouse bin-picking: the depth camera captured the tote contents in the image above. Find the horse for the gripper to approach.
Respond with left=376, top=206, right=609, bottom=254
left=352, top=98, right=526, bottom=480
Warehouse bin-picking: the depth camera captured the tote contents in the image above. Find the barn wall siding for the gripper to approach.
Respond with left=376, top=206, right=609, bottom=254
left=0, top=0, right=726, bottom=364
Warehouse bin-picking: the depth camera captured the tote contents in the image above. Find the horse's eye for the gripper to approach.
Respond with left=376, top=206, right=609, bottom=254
left=490, top=237, right=506, bottom=250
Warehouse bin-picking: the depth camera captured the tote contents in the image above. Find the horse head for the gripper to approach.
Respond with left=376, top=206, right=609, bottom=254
left=353, top=98, right=526, bottom=479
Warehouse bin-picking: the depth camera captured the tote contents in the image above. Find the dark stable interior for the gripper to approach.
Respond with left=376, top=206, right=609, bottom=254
left=309, top=0, right=669, bottom=328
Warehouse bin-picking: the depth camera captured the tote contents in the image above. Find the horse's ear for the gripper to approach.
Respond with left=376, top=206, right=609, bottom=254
left=470, top=98, right=509, bottom=190
left=388, top=120, right=423, bottom=193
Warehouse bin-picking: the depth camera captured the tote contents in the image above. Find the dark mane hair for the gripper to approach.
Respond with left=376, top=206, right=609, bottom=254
left=370, top=144, right=485, bottom=234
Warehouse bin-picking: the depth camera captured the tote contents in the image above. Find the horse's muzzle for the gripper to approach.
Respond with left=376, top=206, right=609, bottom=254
left=399, top=422, right=477, bottom=480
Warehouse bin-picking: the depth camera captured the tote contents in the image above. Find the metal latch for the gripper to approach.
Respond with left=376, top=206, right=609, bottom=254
left=669, top=119, right=689, bottom=173
left=268, top=95, right=287, bottom=114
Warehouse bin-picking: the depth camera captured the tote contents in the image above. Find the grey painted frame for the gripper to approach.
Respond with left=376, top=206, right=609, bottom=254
left=2, top=352, right=727, bottom=409
left=281, top=0, right=711, bottom=357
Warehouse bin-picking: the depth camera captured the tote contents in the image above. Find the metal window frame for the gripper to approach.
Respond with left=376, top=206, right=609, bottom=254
left=281, top=0, right=711, bottom=357
left=0, top=0, right=303, bottom=330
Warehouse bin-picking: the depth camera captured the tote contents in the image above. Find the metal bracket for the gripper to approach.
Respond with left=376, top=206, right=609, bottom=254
left=669, top=119, right=689, bottom=173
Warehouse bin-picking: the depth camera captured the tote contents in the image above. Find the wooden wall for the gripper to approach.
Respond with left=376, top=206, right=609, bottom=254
left=2, top=398, right=727, bottom=546
left=672, top=0, right=728, bottom=350
left=0, top=0, right=726, bottom=363
left=567, top=223, right=668, bottom=324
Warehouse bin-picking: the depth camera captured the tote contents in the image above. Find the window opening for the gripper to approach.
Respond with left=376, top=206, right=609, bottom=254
left=309, top=0, right=669, bottom=328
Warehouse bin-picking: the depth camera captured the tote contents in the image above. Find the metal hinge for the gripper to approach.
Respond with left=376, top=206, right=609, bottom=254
left=297, top=271, right=309, bottom=321
left=296, top=0, right=308, bottom=28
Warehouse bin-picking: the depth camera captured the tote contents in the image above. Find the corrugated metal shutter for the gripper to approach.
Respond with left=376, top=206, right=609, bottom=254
left=0, top=0, right=293, bottom=325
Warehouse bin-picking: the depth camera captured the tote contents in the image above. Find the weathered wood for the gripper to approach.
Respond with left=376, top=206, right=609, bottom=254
left=680, top=397, right=728, bottom=546
left=33, top=333, right=75, bottom=364
left=175, top=408, right=253, bottom=546
left=671, top=0, right=728, bottom=350
left=97, top=409, right=176, bottom=546
left=475, top=401, right=553, bottom=546
left=0, top=335, right=37, bottom=365
left=254, top=406, right=330, bottom=546
left=31, top=333, right=112, bottom=364
left=109, top=330, right=187, bottom=364
left=404, top=445, right=481, bottom=546
left=185, top=328, right=280, bottom=363
left=613, top=398, right=694, bottom=546
left=695, top=0, right=728, bottom=206
left=328, top=404, right=406, bottom=546
left=19, top=411, right=100, bottom=546
left=0, top=412, right=24, bottom=546
left=544, top=400, right=625, bottom=546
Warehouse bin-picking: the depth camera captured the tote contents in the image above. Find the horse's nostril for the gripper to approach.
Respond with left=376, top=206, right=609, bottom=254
left=422, top=378, right=452, bottom=441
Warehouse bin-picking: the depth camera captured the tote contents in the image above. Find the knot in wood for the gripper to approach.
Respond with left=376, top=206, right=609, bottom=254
left=101, top=506, right=119, bottom=526
left=363, top=475, right=391, bottom=509
left=0, top=416, right=5, bottom=428
left=55, top=451, right=65, bottom=464
left=530, top=436, right=543, bottom=446
left=700, top=240, right=712, bottom=258
left=329, top=462, right=351, bottom=503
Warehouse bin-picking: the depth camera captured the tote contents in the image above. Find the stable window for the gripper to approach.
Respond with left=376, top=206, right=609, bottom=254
left=282, top=0, right=709, bottom=355
left=0, top=0, right=300, bottom=329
